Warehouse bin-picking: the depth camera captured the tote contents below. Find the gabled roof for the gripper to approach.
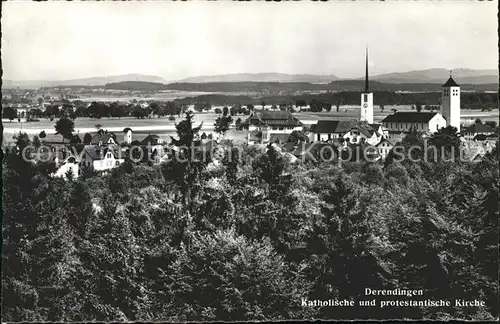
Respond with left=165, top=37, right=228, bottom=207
left=83, top=145, right=121, bottom=161
left=442, top=76, right=460, bottom=87
left=349, top=122, right=378, bottom=137
left=376, top=137, right=396, bottom=147
left=382, top=112, right=439, bottom=123
left=310, top=120, right=358, bottom=134
left=91, top=133, right=116, bottom=145
left=123, top=127, right=133, bottom=133
left=464, top=124, right=495, bottom=134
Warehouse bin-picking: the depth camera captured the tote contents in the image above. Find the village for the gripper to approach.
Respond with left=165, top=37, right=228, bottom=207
left=11, top=55, right=496, bottom=181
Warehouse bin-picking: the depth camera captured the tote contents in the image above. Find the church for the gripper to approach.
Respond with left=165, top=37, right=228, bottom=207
left=381, top=71, right=461, bottom=140
left=309, top=49, right=385, bottom=145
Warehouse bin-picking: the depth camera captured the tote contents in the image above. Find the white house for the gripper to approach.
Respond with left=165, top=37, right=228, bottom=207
left=123, top=127, right=133, bottom=144
left=243, top=111, right=303, bottom=144
left=375, top=138, right=395, bottom=160
left=309, top=120, right=384, bottom=146
left=80, top=146, right=124, bottom=172
left=343, top=123, right=383, bottom=146
left=141, top=134, right=165, bottom=163
left=309, top=120, right=357, bottom=142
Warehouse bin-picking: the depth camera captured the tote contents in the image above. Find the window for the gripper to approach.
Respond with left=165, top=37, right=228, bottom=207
left=363, top=94, right=368, bottom=101
left=279, top=127, right=283, bottom=130
left=106, top=153, right=112, bottom=159
left=115, top=161, right=120, bottom=166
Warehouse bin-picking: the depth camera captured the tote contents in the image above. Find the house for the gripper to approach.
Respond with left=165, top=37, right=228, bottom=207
left=375, top=137, right=395, bottom=160
left=242, top=110, right=303, bottom=133
left=91, top=132, right=116, bottom=146
left=462, top=124, right=496, bottom=141
left=381, top=112, right=447, bottom=140
left=309, top=120, right=358, bottom=142
left=53, top=156, right=79, bottom=180
left=369, top=124, right=388, bottom=138
left=343, top=122, right=383, bottom=146
left=80, top=146, right=124, bottom=172
left=141, top=134, right=165, bottom=163
left=123, top=127, right=133, bottom=144
left=309, top=120, right=384, bottom=146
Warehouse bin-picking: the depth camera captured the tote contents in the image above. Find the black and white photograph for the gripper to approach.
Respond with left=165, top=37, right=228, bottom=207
left=1, top=1, right=499, bottom=322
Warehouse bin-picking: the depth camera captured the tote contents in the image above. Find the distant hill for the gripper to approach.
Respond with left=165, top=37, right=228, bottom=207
left=369, top=68, right=498, bottom=84
left=177, top=73, right=339, bottom=84
left=3, top=74, right=168, bottom=89
left=104, top=80, right=498, bottom=92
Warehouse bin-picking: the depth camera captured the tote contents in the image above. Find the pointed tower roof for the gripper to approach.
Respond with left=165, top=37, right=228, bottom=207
left=364, top=48, right=369, bottom=93
left=442, top=71, right=460, bottom=87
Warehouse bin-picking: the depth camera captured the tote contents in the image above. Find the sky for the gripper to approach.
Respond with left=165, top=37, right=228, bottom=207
left=2, top=1, right=498, bottom=81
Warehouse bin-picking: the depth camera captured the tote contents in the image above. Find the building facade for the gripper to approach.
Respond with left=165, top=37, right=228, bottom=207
left=440, top=73, right=461, bottom=132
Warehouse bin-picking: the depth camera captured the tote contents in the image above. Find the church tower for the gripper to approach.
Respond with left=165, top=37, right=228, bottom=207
left=440, top=71, right=461, bottom=132
left=360, top=48, right=374, bottom=124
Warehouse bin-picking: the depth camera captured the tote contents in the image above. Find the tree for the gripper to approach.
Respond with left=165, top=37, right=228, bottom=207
left=70, top=134, right=82, bottom=145
left=380, top=104, right=384, bottom=112
left=475, top=118, right=482, bottom=124
left=3, top=106, right=17, bottom=122
left=83, top=133, right=92, bottom=145
left=54, top=118, right=75, bottom=143
left=214, top=115, right=233, bottom=136
left=336, top=101, right=340, bottom=112
left=295, top=100, right=306, bottom=109
left=214, top=108, right=222, bottom=114
left=39, top=131, right=47, bottom=139
left=287, top=130, right=308, bottom=144
left=271, top=104, right=277, bottom=111
left=132, top=106, right=147, bottom=119
left=194, top=102, right=204, bottom=113
left=428, top=126, right=462, bottom=162
left=415, top=101, right=422, bottom=112
left=222, top=106, right=229, bottom=116
left=235, top=118, right=242, bottom=130
left=246, top=104, right=254, bottom=112
left=33, top=135, right=41, bottom=149
left=252, top=144, right=290, bottom=199
left=261, top=101, right=265, bottom=110
left=13, top=131, right=31, bottom=153
left=484, top=121, right=497, bottom=129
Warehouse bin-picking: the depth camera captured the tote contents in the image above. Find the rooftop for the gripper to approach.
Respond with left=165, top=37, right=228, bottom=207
left=382, top=112, right=439, bottom=123
left=442, top=76, right=460, bottom=87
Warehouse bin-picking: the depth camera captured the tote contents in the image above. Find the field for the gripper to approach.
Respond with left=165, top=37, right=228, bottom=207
left=2, top=105, right=498, bottom=145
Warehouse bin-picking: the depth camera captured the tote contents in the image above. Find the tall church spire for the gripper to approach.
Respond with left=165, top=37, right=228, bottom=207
left=360, top=47, right=374, bottom=124
left=365, top=47, right=369, bottom=93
